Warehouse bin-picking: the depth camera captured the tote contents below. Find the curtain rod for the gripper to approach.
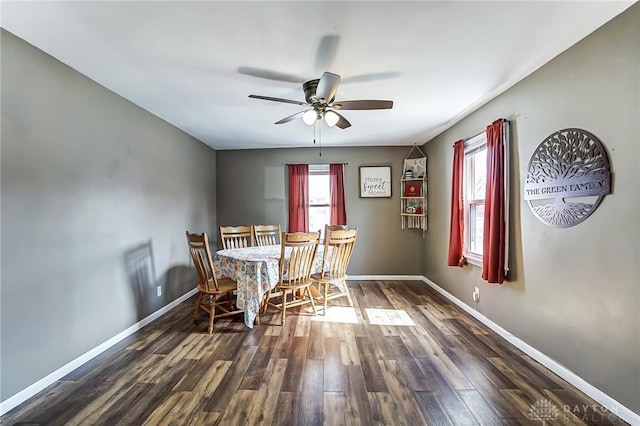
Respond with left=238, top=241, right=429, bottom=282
left=283, top=162, right=348, bottom=165
left=464, top=118, right=508, bottom=141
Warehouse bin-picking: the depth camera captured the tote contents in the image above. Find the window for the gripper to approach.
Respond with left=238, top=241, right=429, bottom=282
left=463, top=133, right=487, bottom=265
left=308, top=164, right=330, bottom=238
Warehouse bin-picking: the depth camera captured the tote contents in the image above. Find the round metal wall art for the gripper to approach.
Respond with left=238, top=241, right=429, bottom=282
left=524, top=128, right=611, bottom=228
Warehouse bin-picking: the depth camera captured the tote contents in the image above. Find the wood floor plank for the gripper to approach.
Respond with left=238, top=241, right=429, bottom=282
left=413, top=390, right=454, bottom=426
left=271, top=313, right=300, bottom=358
left=173, top=355, right=231, bottom=393
left=487, top=356, right=553, bottom=403
left=2, top=280, right=628, bottom=426
left=355, top=336, right=388, bottom=392
left=241, top=358, right=288, bottom=425
left=94, top=382, right=155, bottom=425
left=324, top=392, right=348, bottom=426
left=443, top=345, right=524, bottom=420
left=359, top=280, right=394, bottom=308
left=418, top=302, right=459, bottom=336
left=457, top=389, right=505, bottom=425
left=182, top=334, right=220, bottom=360
left=202, top=344, right=259, bottom=412
left=215, top=389, right=255, bottom=424
left=444, top=318, right=499, bottom=358
left=369, top=391, right=426, bottom=425
left=243, top=320, right=268, bottom=347
left=376, top=359, right=428, bottom=425
left=297, top=358, right=324, bottom=426
left=280, top=336, right=309, bottom=392
left=386, top=336, right=433, bottom=391
left=238, top=335, right=278, bottom=390
left=140, top=390, right=197, bottom=426
left=13, top=381, right=113, bottom=426
left=444, top=339, right=518, bottom=390
left=378, top=281, right=412, bottom=308
left=294, top=310, right=312, bottom=337
left=271, top=391, right=300, bottom=426
left=323, top=338, right=347, bottom=392
left=306, top=320, right=325, bottom=360
left=418, top=357, right=480, bottom=425
left=339, top=324, right=361, bottom=366
left=113, top=358, right=198, bottom=424
left=344, top=364, right=375, bottom=425
left=404, top=303, right=455, bottom=349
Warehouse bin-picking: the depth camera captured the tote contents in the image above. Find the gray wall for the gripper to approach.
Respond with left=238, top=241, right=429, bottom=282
left=422, top=5, right=639, bottom=413
left=216, top=147, right=425, bottom=275
left=1, top=30, right=217, bottom=401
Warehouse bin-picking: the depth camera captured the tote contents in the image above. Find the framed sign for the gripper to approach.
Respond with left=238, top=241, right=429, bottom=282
left=360, top=166, right=392, bottom=198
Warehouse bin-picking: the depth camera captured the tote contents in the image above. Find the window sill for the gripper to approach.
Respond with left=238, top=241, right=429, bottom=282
left=465, top=253, right=483, bottom=268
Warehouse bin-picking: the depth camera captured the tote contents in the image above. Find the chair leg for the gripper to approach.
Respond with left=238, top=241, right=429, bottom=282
left=344, top=283, right=354, bottom=307
left=193, top=293, right=203, bottom=322
left=208, top=303, right=216, bottom=334
left=323, top=283, right=329, bottom=314
left=307, top=286, right=317, bottom=316
left=281, top=290, right=287, bottom=325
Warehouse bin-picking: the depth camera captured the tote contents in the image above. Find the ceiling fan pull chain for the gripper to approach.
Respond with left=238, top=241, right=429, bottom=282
left=319, top=122, right=322, bottom=157
left=313, top=119, right=317, bottom=144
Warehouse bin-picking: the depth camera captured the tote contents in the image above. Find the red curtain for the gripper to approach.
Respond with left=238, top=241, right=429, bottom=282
left=482, top=120, right=506, bottom=284
left=447, top=140, right=466, bottom=267
left=329, top=164, right=347, bottom=225
left=288, top=164, right=309, bottom=232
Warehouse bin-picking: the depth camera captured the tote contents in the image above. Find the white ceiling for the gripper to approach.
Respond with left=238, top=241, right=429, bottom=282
left=1, top=1, right=634, bottom=150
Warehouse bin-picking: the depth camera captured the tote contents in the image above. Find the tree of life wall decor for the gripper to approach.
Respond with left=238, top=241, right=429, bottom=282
left=524, top=128, right=611, bottom=228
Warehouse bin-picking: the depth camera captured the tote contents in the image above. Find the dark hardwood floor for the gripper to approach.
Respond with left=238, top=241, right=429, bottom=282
left=1, top=280, right=629, bottom=425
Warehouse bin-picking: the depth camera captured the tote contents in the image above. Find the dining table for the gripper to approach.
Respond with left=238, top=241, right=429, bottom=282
left=213, top=244, right=327, bottom=328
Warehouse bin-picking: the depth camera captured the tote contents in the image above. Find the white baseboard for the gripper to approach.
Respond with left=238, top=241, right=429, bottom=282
left=347, top=275, right=424, bottom=281
left=419, top=276, right=639, bottom=426
left=0, top=288, right=198, bottom=416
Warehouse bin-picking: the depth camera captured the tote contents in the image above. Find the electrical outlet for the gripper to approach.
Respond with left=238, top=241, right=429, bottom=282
left=157, top=285, right=162, bottom=297
left=472, top=286, right=480, bottom=302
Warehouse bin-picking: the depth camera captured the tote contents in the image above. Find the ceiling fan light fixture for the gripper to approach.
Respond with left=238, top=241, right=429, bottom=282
left=324, top=110, right=340, bottom=127
left=302, top=110, right=318, bottom=125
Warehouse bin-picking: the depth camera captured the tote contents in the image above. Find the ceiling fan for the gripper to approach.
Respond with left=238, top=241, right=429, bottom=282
left=248, top=71, right=393, bottom=129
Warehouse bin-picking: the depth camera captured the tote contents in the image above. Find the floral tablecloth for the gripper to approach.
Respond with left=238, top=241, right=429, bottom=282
left=213, top=245, right=326, bottom=328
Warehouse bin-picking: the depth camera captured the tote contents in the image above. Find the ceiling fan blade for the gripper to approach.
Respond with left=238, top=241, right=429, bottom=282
left=332, top=100, right=393, bottom=110
left=275, top=111, right=308, bottom=125
left=238, top=66, right=304, bottom=83
left=316, top=72, right=341, bottom=103
left=314, top=35, right=340, bottom=73
left=340, top=71, right=400, bottom=84
left=249, top=94, right=308, bottom=106
left=334, top=112, right=351, bottom=129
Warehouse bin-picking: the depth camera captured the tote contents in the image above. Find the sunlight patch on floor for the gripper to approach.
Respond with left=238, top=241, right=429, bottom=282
left=310, top=306, right=359, bottom=324
left=366, top=308, right=416, bottom=326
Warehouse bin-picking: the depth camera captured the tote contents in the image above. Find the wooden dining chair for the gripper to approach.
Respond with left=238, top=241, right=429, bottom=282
left=219, top=225, right=254, bottom=249
left=186, top=231, right=243, bottom=333
left=312, top=228, right=358, bottom=313
left=264, top=230, right=320, bottom=325
left=324, top=224, right=347, bottom=242
left=253, top=224, right=281, bottom=246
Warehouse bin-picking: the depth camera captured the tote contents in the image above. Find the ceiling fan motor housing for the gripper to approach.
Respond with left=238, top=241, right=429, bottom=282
left=303, top=79, right=328, bottom=106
